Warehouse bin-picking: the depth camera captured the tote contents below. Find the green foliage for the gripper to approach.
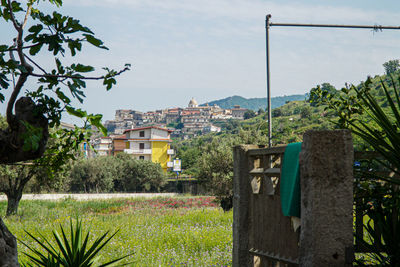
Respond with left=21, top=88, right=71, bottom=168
left=272, top=108, right=282, bottom=117
left=311, top=76, right=400, bottom=184
left=195, top=130, right=268, bottom=209
left=69, top=157, right=115, bottom=193
left=204, top=94, right=306, bottom=111
left=243, top=109, right=256, bottom=120
left=299, top=106, right=312, bottom=119
left=197, top=137, right=234, bottom=199
left=69, top=154, right=166, bottom=193
left=20, top=219, right=130, bottom=266
left=0, top=0, right=129, bottom=165
left=4, top=197, right=232, bottom=266
left=115, top=153, right=166, bottom=192
left=355, top=181, right=400, bottom=266
left=383, top=59, right=400, bottom=75
left=311, top=74, right=400, bottom=265
left=308, top=83, right=337, bottom=106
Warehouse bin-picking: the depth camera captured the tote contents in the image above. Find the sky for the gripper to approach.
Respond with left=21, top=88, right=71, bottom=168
left=1, top=0, right=400, bottom=124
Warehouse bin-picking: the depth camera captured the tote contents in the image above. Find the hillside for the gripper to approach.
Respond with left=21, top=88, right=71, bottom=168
left=238, top=73, right=399, bottom=146
left=174, top=72, right=400, bottom=174
left=202, top=94, right=307, bottom=111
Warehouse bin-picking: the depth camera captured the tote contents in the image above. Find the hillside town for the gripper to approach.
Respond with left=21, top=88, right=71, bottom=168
left=104, top=98, right=248, bottom=138
left=85, top=98, right=248, bottom=168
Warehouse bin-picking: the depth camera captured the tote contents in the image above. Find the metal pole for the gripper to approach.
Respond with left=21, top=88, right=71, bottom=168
left=264, top=16, right=400, bottom=147
left=269, top=22, right=400, bottom=30
left=266, top=14, right=272, bottom=148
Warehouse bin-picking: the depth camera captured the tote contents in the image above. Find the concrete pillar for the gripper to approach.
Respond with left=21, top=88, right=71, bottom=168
left=233, top=145, right=258, bottom=267
left=299, top=130, right=354, bottom=266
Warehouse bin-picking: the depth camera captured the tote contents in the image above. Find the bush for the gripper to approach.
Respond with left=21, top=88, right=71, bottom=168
left=116, top=153, right=166, bottom=192
left=68, top=154, right=166, bottom=193
left=69, top=157, right=115, bottom=193
left=197, top=130, right=268, bottom=211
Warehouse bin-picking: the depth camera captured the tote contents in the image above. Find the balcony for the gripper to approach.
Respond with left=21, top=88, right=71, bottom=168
left=167, top=149, right=175, bottom=155
left=124, top=149, right=152, bottom=154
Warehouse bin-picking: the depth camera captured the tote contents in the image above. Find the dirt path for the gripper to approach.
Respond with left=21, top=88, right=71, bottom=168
left=0, top=193, right=178, bottom=201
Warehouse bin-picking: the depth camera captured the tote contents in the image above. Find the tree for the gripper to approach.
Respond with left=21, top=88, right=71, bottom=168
left=197, top=129, right=268, bottom=211
left=272, top=108, right=282, bottom=117
left=116, top=153, right=166, bottom=192
left=308, top=83, right=337, bottom=106
left=0, top=163, right=48, bottom=216
left=0, top=0, right=129, bottom=164
left=0, top=1, right=129, bottom=264
left=0, top=119, right=78, bottom=215
left=243, top=109, right=256, bottom=120
left=300, top=106, right=312, bottom=119
left=383, top=59, right=400, bottom=75
left=69, top=156, right=115, bottom=193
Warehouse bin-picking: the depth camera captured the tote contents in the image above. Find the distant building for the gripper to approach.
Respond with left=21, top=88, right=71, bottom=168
left=231, top=105, right=247, bottom=119
left=188, top=97, right=198, bottom=108
left=92, top=137, right=112, bottom=156
left=203, top=124, right=221, bottom=133
left=111, top=134, right=127, bottom=155
left=123, top=126, right=174, bottom=172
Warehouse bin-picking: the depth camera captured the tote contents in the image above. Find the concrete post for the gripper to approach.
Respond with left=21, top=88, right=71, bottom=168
left=299, top=130, right=354, bottom=266
left=233, top=145, right=257, bottom=267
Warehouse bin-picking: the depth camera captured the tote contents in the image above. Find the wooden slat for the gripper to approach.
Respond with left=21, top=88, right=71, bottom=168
left=248, top=146, right=286, bottom=156
left=249, top=168, right=281, bottom=177
left=264, top=168, right=281, bottom=177
left=249, top=168, right=264, bottom=174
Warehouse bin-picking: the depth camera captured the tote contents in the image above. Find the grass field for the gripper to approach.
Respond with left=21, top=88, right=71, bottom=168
left=0, top=196, right=233, bottom=266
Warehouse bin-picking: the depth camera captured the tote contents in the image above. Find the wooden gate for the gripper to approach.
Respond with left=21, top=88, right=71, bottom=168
left=233, top=130, right=354, bottom=267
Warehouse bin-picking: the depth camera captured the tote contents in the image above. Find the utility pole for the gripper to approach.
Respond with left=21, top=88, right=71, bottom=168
left=265, top=14, right=272, bottom=148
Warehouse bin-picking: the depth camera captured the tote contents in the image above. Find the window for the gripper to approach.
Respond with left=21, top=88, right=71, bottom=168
left=139, top=131, right=145, bottom=137
left=139, top=156, right=145, bottom=160
left=139, top=143, right=145, bottom=149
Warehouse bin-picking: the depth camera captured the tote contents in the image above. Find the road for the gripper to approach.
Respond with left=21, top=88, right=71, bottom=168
left=0, top=193, right=178, bottom=201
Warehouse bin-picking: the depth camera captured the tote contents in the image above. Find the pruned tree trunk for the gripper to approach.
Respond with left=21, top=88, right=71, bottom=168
left=0, top=97, right=48, bottom=164
left=5, top=192, right=22, bottom=217
left=0, top=218, right=19, bottom=267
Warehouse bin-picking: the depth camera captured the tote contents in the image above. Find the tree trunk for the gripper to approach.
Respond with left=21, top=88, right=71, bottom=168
left=0, top=97, right=49, bottom=164
left=0, top=218, right=19, bottom=267
left=5, top=193, right=21, bottom=217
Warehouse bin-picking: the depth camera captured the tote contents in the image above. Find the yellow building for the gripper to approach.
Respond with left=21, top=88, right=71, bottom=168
left=123, top=126, right=174, bottom=172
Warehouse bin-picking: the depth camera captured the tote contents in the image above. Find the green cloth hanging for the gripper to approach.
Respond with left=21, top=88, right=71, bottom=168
left=280, top=142, right=302, bottom=217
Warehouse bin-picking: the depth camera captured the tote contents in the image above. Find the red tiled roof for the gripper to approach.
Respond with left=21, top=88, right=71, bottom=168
left=111, top=134, right=127, bottom=140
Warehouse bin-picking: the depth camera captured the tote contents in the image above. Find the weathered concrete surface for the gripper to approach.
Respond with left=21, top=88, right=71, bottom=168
left=233, top=145, right=258, bottom=267
left=0, top=193, right=178, bottom=201
left=299, top=130, right=354, bottom=267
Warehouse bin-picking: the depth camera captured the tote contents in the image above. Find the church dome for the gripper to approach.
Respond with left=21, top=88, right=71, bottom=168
left=188, top=98, right=198, bottom=108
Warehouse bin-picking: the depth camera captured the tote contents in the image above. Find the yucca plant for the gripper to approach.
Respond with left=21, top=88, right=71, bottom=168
left=20, top=219, right=131, bottom=266
left=311, top=75, right=400, bottom=184
left=311, top=75, right=400, bottom=265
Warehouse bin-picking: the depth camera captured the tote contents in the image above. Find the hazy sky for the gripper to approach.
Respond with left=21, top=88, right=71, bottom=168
left=1, top=0, right=400, bottom=123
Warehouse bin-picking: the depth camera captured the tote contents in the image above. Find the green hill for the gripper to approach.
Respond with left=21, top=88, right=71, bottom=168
left=202, top=94, right=307, bottom=111
left=238, top=73, right=399, bottom=145
left=174, top=72, right=400, bottom=174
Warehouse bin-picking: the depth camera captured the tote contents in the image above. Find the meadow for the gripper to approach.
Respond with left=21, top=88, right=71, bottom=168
left=1, top=196, right=233, bottom=266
